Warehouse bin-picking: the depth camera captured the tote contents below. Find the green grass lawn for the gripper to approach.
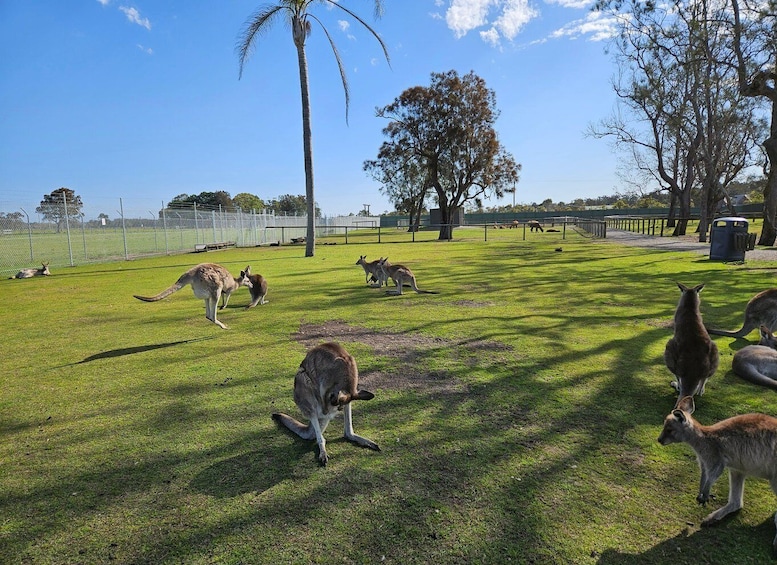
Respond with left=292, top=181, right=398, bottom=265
left=2, top=230, right=777, bottom=564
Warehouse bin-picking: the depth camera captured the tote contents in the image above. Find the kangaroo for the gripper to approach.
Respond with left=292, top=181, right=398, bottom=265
left=664, top=283, right=719, bottom=407
left=732, top=325, right=777, bottom=391
left=355, top=255, right=387, bottom=287
left=527, top=220, right=544, bottom=232
left=133, top=263, right=252, bottom=329
left=272, top=342, right=380, bottom=466
left=707, top=288, right=777, bottom=338
left=378, top=258, right=438, bottom=296
left=10, top=262, right=50, bottom=279
left=658, top=395, right=777, bottom=555
left=245, top=268, right=268, bottom=309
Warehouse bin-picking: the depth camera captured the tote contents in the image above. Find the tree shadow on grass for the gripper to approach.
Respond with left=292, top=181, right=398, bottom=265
left=596, top=519, right=776, bottom=564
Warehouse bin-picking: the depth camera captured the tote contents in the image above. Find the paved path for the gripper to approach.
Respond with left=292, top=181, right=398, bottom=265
left=602, top=229, right=777, bottom=262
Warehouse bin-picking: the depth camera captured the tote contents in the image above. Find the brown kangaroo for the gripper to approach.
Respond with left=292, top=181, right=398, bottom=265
left=664, top=283, right=719, bottom=407
left=244, top=267, right=268, bottom=309
left=378, top=258, right=438, bottom=295
left=707, top=288, right=777, bottom=338
left=272, top=342, right=379, bottom=466
left=731, top=325, right=777, bottom=391
left=658, top=395, right=777, bottom=556
left=133, top=263, right=252, bottom=329
left=11, top=262, right=50, bottom=279
left=527, top=220, right=544, bottom=232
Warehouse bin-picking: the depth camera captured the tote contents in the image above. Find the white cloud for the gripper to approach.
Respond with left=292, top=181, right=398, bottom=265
left=338, top=20, right=350, bottom=32
left=119, top=6, right=151, bottom=30
left=445, top=0, right=539, bottom=45
left=97, top=0, right=110, bottom=5
left=545, top=0, right=595, bottom=8
left=549, top=12, right=619, bottom=41
left=137, top=44, right=153, bottom=55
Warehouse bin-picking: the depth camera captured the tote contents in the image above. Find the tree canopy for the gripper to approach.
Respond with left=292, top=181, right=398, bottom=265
left=372, top=70, right=520, bottom=240
left=36, top=188, right=83, bottom=232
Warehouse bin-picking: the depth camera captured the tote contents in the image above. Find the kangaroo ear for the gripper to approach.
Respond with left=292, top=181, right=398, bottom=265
left=354, top=389, right=375, bottom=401
left=672, top=409, right=686, bottom=422
left=760, top=325, right=771, bottom=338
left=676, top=395, right=695, bottom=415
left=694, top=283, right=705, bottom=293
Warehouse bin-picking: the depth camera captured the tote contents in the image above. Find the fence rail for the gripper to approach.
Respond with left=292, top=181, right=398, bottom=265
left=0, top=214, right=605, bottom=276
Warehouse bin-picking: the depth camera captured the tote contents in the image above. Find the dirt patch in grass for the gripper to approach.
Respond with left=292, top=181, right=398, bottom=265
left=293, top=320, right=511, bottom=393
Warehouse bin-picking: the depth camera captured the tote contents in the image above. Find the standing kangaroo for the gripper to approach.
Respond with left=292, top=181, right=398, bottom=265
left=732, top=325, right=777, bottom=391
left=527, top=220, right=544, bottom=232
left=272, top=342, right=380, bottom=466
left=133, top=263, right=252, bottom=329
left=658, top=395, right=777, bottom=556
left=707, top=288, right=777, bottom=338
left=664, top=283, right=719, bottom=407
left=355, top=255, right=387, bottom=287
left=378, top=258, right=438, bottom=295
left=244, top=268, right=269, bottom=309
left=11, top=262, right=50, bottom=279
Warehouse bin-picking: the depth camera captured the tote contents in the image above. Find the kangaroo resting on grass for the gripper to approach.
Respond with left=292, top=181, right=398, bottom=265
left=10, top=262, right=50, bottom=279
left=355, top=255, right=387, bottom=287
left=133, top=263, right=252, bottom=329
left=272, top=342, right=380, bottom=466
left=707, top=288, right=777, bottom=338
left=664, top=283, right=719, bottom=407
left=732, top=325, right=777, bottom=392
left=244, top=268, right=268, bottom=309
left=378, top=258, right=438, bottom=295
left=658, top=395, right=777, bottom=556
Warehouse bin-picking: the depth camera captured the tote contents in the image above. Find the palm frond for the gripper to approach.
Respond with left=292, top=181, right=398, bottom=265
left=328, top=1, right=391, bottom=68
left=309, top=13, right=351, bottom=124
left=236, top=5, right=286, bottom=79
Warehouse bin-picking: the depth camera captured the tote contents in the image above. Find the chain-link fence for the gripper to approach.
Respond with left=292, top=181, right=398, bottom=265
left=0, top=195, right=379, bottom=277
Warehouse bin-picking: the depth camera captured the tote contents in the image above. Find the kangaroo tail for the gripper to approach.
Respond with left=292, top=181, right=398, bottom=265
left=133, top=281, right=185, bottom=302
left=271, top=412, right=316, bottom=440
left=706, top=324, right=754, bottom=338
left=416, top=289, right=439, bottom=294
left=733, top=368, right=777, bottom=391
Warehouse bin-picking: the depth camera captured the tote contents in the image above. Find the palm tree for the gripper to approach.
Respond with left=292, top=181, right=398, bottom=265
left=237, top=0, right=389, bottom=257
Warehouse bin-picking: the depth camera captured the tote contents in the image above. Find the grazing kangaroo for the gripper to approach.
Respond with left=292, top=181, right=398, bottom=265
left=244, top=267, right=268, bottom=309
left=272, top=342, right=380, bottom=466
left=133, top=263, right=252, bottom=329
left=10, top=262, right=50, bottom=279
left=378, top=258, right=438, bottom=295
left=732, top=325, right=777, bottom=391
left=664, top=283, right=719, bottom=407
left=707, top=288, right=777, bottom=338
left=355, top=255, right=387, bottom=287
left=527, top=220, right=544, bottom=232
left=658, top=395, right=777, bottom=555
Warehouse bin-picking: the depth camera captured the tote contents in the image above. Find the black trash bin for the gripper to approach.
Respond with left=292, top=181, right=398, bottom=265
left=709, top=217, right=749, bottom=261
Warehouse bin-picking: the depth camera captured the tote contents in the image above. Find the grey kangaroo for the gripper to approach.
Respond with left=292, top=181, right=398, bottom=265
left=11, top=262, right=50, bottom=279
left=272, top=342, right=379, bottom=466
left=378, top=258, right=438, bottom=295
left=355, top=255, right=387, bottom=287
left=133, top=263, right=252, bottom=329
left=244, top=267, right=268, bottom=309
left=664, top=283, right=719, bottom=407
left=658, top=395, right=777, bottom=556
left=527, top=220, right=544, bottom=232
left=732, top=325, right=777, bottom=391
left=707, top=288, right=777, bottom=338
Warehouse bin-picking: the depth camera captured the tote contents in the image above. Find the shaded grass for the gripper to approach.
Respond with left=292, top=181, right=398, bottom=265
left=2, top=233, right=777, bottom=564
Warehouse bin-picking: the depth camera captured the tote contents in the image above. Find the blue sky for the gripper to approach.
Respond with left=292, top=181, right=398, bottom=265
left=0, top=1, right=623, bottom=219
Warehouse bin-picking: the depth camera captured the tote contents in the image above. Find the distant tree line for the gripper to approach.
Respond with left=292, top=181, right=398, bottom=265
left=164, top=191, right=321, bottom=217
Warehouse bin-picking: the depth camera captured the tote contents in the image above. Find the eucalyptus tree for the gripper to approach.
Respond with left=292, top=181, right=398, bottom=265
left=729, top=0, right=777, bottom=245
left=592, top=0, right=765, bottom=239
left=237, top=1, right=389, bottom=257
left=363, top=139, right=431, bottom=232
left=374, top=70, right=520, bottom=240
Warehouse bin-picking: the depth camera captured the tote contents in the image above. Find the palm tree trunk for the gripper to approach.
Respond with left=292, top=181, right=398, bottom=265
left=294, top=25, right=316, bottom=257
